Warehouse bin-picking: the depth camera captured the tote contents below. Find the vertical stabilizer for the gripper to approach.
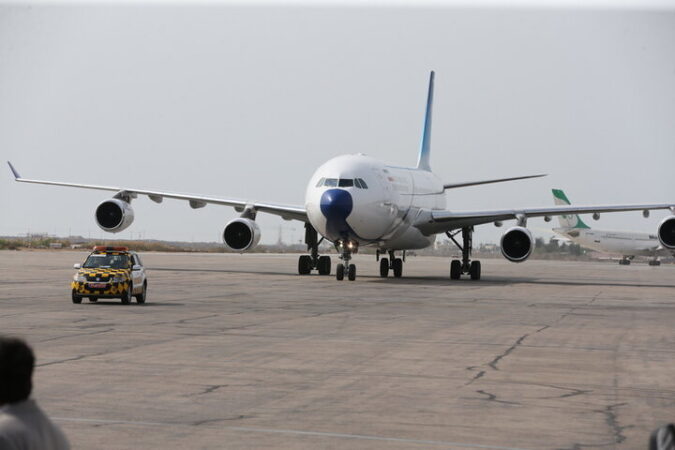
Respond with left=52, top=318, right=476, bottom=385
left=417, top=71, right=434, bottom=171
left=552, top=189, right=590, bottom=229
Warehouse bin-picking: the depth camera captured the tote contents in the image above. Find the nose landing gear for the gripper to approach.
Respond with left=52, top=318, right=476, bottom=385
left=297, top=223, right=332, bottom=275
left=447, top=227, right=481, bottom=280
left=335, top=240, right=358, bottom=281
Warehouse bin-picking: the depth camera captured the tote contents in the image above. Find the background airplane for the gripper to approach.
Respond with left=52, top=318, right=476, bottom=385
left=7, top=72, right=675, bottom=281
left=552, top=189, right=671, bottom=265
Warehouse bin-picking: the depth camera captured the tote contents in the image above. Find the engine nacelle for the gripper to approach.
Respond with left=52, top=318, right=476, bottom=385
left=95, top=199, right=134, bottom=233
left=223, top=218, right=261, bottom=251
left=658, top=216, right=675, bottom=250
left=500, top=226, right=534, bottom=263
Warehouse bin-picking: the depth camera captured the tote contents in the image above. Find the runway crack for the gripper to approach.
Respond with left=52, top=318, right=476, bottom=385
left=475, top=390, right=521, bottom=406
left=488, top=333, right=529, bottom=371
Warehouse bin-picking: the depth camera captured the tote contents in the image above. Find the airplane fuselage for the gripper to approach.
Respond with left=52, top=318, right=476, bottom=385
left=305, top=154, right=445, bottom=251
left=554, top=227, right=664, bottom=257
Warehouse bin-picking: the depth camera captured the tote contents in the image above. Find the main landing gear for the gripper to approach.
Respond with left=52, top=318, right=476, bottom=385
left=619, top=256, right=633, bottom=266
left=649, top=258, right=661, bottom=266
left=378, top=250, right=404, bottom=278
left=447, top=227, right=481, bottom=280
left=297, top=223, right=332, bottom=276
left=335, top=240, right=358, bottom=281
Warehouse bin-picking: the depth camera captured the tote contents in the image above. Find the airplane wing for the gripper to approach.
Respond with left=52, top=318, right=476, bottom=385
left=7, top=162, right=307, bottom=222
left=415, top=203, right=675, bottom=235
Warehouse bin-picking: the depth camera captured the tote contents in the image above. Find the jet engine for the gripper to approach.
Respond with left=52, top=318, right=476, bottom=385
left=500, top=226, right=534, bottom=263
left=658, top=216, right=675, bottom=250
left=223, top=218, right=261, bottom=251
left=95, top=199, right=134, bottom=233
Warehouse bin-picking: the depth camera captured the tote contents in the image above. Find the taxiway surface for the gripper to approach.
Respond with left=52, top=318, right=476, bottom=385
left=1, top=251, right=674, bottom=449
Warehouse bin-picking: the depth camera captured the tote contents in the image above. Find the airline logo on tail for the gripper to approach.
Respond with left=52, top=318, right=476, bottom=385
left=552, top=189, right=590, bottom=229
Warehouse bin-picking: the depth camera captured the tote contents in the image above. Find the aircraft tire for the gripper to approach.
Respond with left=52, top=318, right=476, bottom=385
left=649, top=260, right=661, bottom=266
left=348, top=264, right=356, bottom=281
left=336, top=263, right=345, bottom=281
left=298, top=255, right=312, bottom=275
left=393, top=258, right=403, bottom=278
left=318, top=256, right=331, bottom=275
left=469, top=260, right=481, bottom=280
left=450, top=260, right=461, bottom=280
left=379, top=258, right=389, bottom=277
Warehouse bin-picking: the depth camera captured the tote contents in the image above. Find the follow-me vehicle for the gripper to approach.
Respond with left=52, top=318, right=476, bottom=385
left=72, top=246, right=147, bottom=304
left=8, top=72, right=675, bottom=281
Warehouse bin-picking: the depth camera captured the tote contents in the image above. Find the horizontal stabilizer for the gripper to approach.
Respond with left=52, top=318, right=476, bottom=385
left=443, top=174, right=546, bottom=190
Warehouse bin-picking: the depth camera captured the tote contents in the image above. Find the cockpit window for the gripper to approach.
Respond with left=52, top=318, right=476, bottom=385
left=318, top=178, right=368, bottom=188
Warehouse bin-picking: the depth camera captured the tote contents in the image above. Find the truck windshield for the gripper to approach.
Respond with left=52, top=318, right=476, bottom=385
left=83, top=254, right=130, bottom=269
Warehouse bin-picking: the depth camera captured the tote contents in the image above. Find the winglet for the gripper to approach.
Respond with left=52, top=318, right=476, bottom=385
left=7, top=161, right=21, bottom=179
left=417, top=71, right=434, bottom=171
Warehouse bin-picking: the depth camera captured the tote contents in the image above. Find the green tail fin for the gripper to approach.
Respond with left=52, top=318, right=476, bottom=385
left=552, top=189, right=590, bottom=229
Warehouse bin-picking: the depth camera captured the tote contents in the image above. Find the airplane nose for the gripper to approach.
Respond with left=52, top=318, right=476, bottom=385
left=320, top=189, right=353, bottom=239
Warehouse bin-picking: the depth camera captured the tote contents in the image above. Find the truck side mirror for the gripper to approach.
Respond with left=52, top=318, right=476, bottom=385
left=73, top=263, right=81, bottom=269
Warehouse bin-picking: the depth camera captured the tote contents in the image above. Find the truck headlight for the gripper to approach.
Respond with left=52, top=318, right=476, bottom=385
left=74, top=274, right=86, bottom=282
left=112, top=276, right=126, bottom=283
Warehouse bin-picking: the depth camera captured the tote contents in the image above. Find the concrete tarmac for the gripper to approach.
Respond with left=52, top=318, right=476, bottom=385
left=1, top=250, right=674, bottom=449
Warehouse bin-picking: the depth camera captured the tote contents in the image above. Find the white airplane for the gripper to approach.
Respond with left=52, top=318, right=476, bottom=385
left=552, top=188, right=671, bottom=266
left=7, top=72, right=675, bottom=281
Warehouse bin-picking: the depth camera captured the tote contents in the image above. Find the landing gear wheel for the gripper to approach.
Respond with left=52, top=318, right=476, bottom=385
left=619, top=259, right=631, bottom=266
left=121, top=284, right=132, bottom=305
left=298, top=255, right=312, bottom=275
left=393, top=258, right=403, bottom=278
left=135, top=282, right=147, bottom=304
left=71, top=290, right=82, bottom=304
left=469, top=260, right=481, bottom=280
left=450, top=260, right=461, bottom=280
left=318, top=256, right=331, bottom=275
left=336, top=263, right=345, bottom=281
left=380, top=258, right=389, bottom=278
left=649, top=260, right=661, bottom=266
left=348, top=264, right=356, bottom=281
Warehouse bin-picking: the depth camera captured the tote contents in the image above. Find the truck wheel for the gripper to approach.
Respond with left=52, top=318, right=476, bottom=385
left=135, top=282, right=147, bottom=304
left=71, top=290, right=82, bottom=304
left=121, top=284, right=132, bottom=305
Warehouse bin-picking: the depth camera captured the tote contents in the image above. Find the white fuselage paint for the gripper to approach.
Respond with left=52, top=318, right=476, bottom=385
left=305, top=154, right=445, bottom=250
left=553, top=227, right=665, bottom=258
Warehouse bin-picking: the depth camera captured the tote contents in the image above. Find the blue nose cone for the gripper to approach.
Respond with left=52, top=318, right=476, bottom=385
left=320, top=189, right=353, bottom=239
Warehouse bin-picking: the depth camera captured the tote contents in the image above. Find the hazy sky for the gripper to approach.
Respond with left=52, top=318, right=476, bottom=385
left=1, top=2, right=674, bottom=245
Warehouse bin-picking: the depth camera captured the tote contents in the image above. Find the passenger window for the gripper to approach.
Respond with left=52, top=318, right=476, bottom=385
left=338, top=179, right=354, bottom=187
left=357, top=178, right=368, bottom=189
left=316, top=178, right=325, bottom=188
left=324, top=178, right=338, bottom=187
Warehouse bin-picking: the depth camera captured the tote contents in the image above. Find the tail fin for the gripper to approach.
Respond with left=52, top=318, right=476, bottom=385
left=552, top=189, right=590, bottom=229
left=416, top=71, right=434, bottom=171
